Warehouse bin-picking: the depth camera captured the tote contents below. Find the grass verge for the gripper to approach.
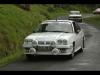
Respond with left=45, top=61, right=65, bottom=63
left=0, top=50, right=24, bottom=67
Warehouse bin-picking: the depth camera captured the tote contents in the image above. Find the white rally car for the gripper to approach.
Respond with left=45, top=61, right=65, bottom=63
left=68, top=11, right=83, bottom=22
left=23, top=20, right=85, bottom=59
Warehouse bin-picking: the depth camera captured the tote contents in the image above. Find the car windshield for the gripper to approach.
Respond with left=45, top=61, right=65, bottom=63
left=37, top=22, right=73, bottom=33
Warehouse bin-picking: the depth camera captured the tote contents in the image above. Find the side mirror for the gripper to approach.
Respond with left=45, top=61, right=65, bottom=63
left=76, top=29, right=80, bottom=34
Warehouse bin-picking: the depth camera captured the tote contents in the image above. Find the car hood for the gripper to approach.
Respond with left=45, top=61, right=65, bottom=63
left=25, top=32, right=74, bottom=41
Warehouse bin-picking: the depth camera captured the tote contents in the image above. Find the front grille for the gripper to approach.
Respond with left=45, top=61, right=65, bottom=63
left=46, top=41, right=51, bottom=45
left=36, top=46, right=53, bottom=52
left=38, top=41, right=45, bottom=45
left=38, top=41, right=54, bottom=45
left=69, top=16, right=82, bottom=18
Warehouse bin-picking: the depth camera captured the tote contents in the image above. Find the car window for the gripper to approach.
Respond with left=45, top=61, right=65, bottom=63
left=38, top=22, right=73, bottom=33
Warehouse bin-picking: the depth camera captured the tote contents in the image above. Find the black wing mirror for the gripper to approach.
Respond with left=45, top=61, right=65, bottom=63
left=76, top=29, right=80, bottom=33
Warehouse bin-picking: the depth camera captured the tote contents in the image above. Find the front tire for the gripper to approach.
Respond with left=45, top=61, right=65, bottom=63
left=80, top=37, right=85, bottom=52
left=68, top=43, right=75, bottom=59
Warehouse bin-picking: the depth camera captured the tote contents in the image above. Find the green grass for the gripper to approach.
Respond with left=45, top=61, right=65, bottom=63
left=0, top=4, right=94, bottom=67
left=0, top=50, right=25, bottom=67
left=84, top=15, right=100, bottom=29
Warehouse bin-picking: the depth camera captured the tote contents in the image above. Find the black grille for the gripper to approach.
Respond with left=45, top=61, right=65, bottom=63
left=46, top=41, right=51, bottom=45
left=69, top=16, right=82, bottom=18
left=38, top=41, right=53, bottom=45
left=36, top=46, right=53, bottom=52
left=38, top=41, right=45, bottom=45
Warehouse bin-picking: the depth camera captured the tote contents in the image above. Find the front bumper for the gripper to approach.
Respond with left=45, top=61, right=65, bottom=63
left=24, top=52, right=71, bottom=55
left=23, top=45, right=73, bottom=55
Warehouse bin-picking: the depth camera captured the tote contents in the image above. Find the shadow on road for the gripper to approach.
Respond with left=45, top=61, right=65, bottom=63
left=22, top=50, right=84, bottom=63
left=24, top=56, right=70, bottom=62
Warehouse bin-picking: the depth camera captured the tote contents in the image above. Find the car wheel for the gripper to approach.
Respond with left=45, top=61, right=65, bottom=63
left=80, top=37, right=85, bottom=52
left=68, top=43, right=75, bottom=59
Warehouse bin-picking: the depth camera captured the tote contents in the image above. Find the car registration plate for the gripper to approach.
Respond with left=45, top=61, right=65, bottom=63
left=37, top=46, right=52, bottom=52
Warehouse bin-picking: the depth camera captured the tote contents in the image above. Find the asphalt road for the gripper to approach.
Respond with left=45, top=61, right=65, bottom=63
left=0, top=14, right=100, bottom=71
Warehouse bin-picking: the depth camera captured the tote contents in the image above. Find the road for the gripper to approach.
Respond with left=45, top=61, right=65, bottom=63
left=0, top=14, right=100, bottom=71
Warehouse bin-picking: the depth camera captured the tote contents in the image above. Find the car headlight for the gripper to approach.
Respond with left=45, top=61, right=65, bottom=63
left=24, top=39, right=37, bottom=45
left=57, top=39, right=67, bottom=45
left=24, top=39, right=33, bottom=43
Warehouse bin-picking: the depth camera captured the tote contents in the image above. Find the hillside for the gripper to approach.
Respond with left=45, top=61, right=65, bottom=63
left=0, top=4, right=94, bottom=66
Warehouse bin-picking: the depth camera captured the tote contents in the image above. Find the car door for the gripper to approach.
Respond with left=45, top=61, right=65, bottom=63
left=73, top=22, right=82, bottom=51
left=75, top=22, right=83, bottom=48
